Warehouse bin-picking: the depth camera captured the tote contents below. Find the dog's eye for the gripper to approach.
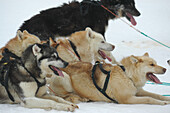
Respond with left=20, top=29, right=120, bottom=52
left=150, top=64, right=154, bottom=66
left=101, top=41, right=105, bottom=43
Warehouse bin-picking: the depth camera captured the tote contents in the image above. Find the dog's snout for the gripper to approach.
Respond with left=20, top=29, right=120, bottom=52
left=133, top=8, right=141, bottom=16
left=163, top=68, right=166, bottom=73
left=136, top=11, right=141, bottom=16
left=112, top=45, right=115, bottom=50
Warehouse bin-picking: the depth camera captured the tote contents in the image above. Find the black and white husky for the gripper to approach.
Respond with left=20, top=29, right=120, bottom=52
left=20, top=0, right=141, bottom=40
left=0, top=43, right=78, bottom=111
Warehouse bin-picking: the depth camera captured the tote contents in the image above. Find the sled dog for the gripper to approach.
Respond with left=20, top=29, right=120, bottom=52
left=60, top=53, right=170, bottom=104
left=0, top=43, right=78, bottom=111
left=0, top=30, right=41, bottom=57
left=20, top=0, right=140, bottom=40
left=49, top=27, right=117, bottom=97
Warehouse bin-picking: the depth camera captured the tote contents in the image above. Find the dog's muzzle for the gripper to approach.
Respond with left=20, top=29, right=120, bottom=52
left=49, top=65, right=65, bottom=77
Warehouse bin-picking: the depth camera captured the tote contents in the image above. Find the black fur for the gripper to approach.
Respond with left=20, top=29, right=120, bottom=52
left=20, top=0, right=140, bottom=40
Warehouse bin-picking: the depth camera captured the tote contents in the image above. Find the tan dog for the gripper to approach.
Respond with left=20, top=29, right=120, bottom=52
left=49, top=27, right=117, bottom=97
left=0, top=30, right=41, bottom=57
left=50, top=27, right=116, bottom=63
left=61, top=53, right=170, bottom=105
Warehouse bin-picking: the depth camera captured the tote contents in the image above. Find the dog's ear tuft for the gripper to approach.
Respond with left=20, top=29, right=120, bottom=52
left=143, top=52, right=149, bottom=57
left=85, top=27, right=93, bottom=39
left=32, top=44, right=41, bottom=56
left=49, top=37, right=55, bottom=46
left=17, top=30, right=23, bottom=41
left=23, top=30, right=29, bottom=34
left=130, top=55, right=138, bottom=63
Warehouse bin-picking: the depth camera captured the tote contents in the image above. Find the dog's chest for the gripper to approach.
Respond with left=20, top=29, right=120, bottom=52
left=19, top=81, right=46, bottom=97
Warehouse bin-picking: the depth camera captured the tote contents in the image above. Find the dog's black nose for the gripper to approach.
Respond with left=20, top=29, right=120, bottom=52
left=134, top=9, right=141, bottom=16
left=163, top=68, right=166, bottom=73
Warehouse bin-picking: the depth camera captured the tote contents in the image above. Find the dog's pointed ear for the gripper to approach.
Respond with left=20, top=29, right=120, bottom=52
left=49, top=37, right=55, bottom=46
left=85, top=27, right=93, bottom=39
left=32, top=44, right=41, bottom=56
left=17, top=30, right=23, bottom=41
left=23, top=30, right=29, bottom=34
left=143, top=52, right=149, bottom=57
left=130, top=55, right=138, bottom=63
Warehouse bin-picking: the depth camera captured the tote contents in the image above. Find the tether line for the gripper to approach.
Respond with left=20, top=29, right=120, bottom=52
left=146, top=81, right=170, bottom=96
left=99, top=3, right=170, bottom=49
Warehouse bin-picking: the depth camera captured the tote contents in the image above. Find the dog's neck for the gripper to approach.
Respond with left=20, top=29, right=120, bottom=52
left=121, top=57, right=147, bottom=88
left=21, top=51, right=42, bottom=79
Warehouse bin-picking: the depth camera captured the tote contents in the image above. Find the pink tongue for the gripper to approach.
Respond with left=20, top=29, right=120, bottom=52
left=99, top=50, right=112, bottom=62
left=52, top=66, right=64, bottom=77
left=150, top=74, right=162, bottom=84
left=127, top=13, right=137, bottom=26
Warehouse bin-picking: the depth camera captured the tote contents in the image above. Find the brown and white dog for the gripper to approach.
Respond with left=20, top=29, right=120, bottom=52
left=49, top=27, right=117, bottom=97
left=0, top=30, right=41, bottom=57
left=60, top=53, right=170, bottom=105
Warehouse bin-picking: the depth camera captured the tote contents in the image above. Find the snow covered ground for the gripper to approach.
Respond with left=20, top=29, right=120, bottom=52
left=0, top=0, right=170, bottom=113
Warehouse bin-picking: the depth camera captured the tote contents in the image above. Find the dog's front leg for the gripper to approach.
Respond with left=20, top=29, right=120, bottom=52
left=136, top=89, right=170, bottom=101
left=122, top=96, right=170, bottom=105
left=22, top=97, right=76, bottom=111
left=41, top=94, right=79, bottom=108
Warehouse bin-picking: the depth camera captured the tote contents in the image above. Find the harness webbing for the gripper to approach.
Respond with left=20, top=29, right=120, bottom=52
left=92, top=61, right=118, bottom=103
left=0, top=49, right=46, bottom=102
left=68, top=39, right=81, bottom=61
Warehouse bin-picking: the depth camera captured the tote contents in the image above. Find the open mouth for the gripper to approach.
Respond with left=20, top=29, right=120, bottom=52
left=146, top=72, right=162, bottom=84
left=126, top=12, right=137, bottom=26
left=98, top=50, right=112, bottom=62
left=49, top=65, right=64, bottom=77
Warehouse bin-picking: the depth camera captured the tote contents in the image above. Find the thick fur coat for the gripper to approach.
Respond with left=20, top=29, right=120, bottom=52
left=60, top=53, right=170, bottom=104
left=20, top=0, right=140, bottom=40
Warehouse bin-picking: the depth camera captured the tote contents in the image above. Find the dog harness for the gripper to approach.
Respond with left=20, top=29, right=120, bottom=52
left=0, top=48, right=46, bottom=102
left=54, top=39, right=81, bottom=61
left=92, top=61, right=118, bottom=103
left=91, top=61, right=126, bottom=104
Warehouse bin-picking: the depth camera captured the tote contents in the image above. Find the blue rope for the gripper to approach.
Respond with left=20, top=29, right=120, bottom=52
left=140, top=32, right=170, bottom=49
left=146, top=82, right=170, bottom=86
left=99, top=4, right=170, bottom=49
left=146, top=81, right=170, bottom=96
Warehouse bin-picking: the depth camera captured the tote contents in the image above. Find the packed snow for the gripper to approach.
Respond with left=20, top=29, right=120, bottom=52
left=0, top=0, right=170, bottom=113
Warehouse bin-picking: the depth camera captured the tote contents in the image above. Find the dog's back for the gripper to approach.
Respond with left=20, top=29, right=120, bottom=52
left=20, top=0, right=140, bottom=40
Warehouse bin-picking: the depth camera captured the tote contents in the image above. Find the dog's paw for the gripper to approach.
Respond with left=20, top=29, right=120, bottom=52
left=66, top=105, right=76, bottom=112
left=81, top=97, right=89, bottom=102
left=55, top=104, right=76, bottom=112
left=159, top=101, right=170, bottom=105
left=71, top=103, right=79, bottom=109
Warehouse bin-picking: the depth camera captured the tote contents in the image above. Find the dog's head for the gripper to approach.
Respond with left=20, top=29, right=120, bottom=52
left=101, top=0, right=140, bottom=26
left=17, top=30, right=41, bottom=50
left=31, top=43, right=68, bottom=77
left=122, top=53, right=166, bottom=86
left=85, top=27, right=115, bottom=61
left=4, top=30, right=41, bottom=56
